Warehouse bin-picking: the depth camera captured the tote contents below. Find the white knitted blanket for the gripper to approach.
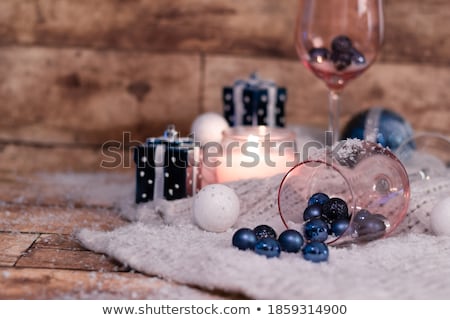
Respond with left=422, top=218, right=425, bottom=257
left=77, top=169, right=450, bottom=299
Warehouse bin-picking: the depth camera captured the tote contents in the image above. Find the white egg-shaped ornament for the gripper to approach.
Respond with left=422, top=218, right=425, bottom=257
left=430, top=197, right=450, bottom=236
left=193, top=184, right=240, bottom=233
left=191, top=112, right=229, bottom=146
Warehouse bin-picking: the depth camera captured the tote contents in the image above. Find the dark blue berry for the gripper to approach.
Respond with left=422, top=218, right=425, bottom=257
left=303, top=204, right=323, bottom=221
left=232, top=228, right=257, bottom=250
left=351, top=47, right=366, bottom=64
left=353, top=209, right=372, bottom=226
left=308, top=47, right=330, bottom=63
left=278, top=229, right=304, bottom=253
left=331, top=51, right=352, bottom=71
left=331, top=218, right=350, bottom=237
left=307, top=192, right=330, bottom=206
left=254, top=238, right=281, bottom=258
left=254, top=225, right=277, bottom=240
left=302, top=242, right=329, bottom=263
left=322, top=198, right=349, bottom=222
left=303, top=219, right=329, bottom=242
left=331, top=35, right=353, bottom=53
left=356, top=217, right=386, bottom=241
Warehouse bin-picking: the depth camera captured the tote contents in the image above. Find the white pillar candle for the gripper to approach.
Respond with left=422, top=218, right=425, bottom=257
left=214, top=126, right=297, bottom=183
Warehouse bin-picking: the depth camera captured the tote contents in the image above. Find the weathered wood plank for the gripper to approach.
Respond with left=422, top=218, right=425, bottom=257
left=0, top=233, right=38, bottom=267
left=203, top=55, right=450, bottom=135
left=0, top=171, right=133, bottom=207
left=16, top=247, right=128, bottom=272
left=0, top=0, right=448, bottom=65
left=0, top=46, right=201, bottom=144
left=0, top=205, right=127, bottom=234
left=33, top=233, right=86, bottom=251
left=0, top=267, right=222, bottom=299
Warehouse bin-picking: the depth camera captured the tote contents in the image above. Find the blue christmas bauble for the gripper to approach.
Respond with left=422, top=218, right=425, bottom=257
left=254, top=225, right=277, bottom=240
left=307, top=192, right=330, bottom=206
left=322, top=198, right=349, bottom=222
left=302, top=242, right=329, bottom=263
left=254, top=238, right=281, bottom=258
left=331, top=218, right=350, bottom=237
left=303, top=219, right=329, bottom=242
left=355, top=216, right=386, bottom=241
left=232, top=228, right=257, bottom=250
left=342, top=107, right=414, bottom=151
left=303, top=204, right=323, bottom=222
left=278, top=229, right=304, bottom=253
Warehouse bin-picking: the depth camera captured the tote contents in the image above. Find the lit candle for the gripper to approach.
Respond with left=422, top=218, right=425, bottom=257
left=213, top=126, right=297, bottom=183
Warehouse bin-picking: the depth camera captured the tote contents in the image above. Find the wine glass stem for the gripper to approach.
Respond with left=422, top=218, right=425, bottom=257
left=328, top=90, right=341, bottom=144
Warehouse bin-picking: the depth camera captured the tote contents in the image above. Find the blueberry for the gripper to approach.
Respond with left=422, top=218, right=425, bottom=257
left=303, top=219, right=329, bottom=242
left=303, top=204, right=323, bottom=221
left=308, top=192, right=330, bottom=206
left=254, top=238, right=281, bottom=258
left=308, top=47, right=330, bottom=63
left=353, top=209, right=372, bottom=226
left=331, top=218, right=350, bottom=237
left=322, top=198, right=349, bottom=222
left=356, top=217, right=386, bottom=241
left=331, top=51, right=352, bottom=71
left=254, top=225, right=277, bottom=240
left=351, top=47, right=366, bottom=64
left=232, top=228, right=257, bottom=250
left=302, top=242, right=329, bottom=263
left=278, top=229, right=304, bottom=253
left=331, top=35, right=353, bottom=53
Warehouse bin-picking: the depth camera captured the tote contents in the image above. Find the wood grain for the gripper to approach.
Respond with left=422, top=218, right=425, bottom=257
left=0, top=0, right=448, bottom=65
left=0, top=205, right=127, bottom=234
left=16, top=247, right=128, bottom=272
left=204, top=55, right=450, bottom=135
left=0, top=170, right=133, bottom=206
left=0, top=267, right=222, bottom=299
left=0, top=232, right=38, bottom=267
left=0, top=46, right=201, bottom=144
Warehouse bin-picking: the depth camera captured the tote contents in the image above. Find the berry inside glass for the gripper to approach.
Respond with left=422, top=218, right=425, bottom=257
left=295, top=0, right=384, bottom=141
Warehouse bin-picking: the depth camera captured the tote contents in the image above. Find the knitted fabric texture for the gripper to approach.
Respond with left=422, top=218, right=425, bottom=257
left=77, top=168, right=450, bottom=299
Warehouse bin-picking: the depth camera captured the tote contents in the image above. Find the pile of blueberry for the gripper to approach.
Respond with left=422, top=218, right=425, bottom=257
left=303, top=192, right=387, bottom=243
left=232, top=192, right=388, bottom=263
left=308, top=35, right=366, bottom=71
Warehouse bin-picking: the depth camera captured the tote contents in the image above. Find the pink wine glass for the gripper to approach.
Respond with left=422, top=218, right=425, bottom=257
left=295, top=0, right=384, bottom=142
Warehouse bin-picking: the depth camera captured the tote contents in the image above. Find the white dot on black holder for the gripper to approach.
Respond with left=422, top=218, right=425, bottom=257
left=225, top=93, right=232, bottom=100
left=258, top=109, right=265, bottom=116
left=168, top=189, right=173, bottom=196
left=142, top=193, right=147, bottom=199
left=147, top=179, right=153, bottom=184
left=171, top=156, right=176, bottom=163
left=141, top=156, right=148, bottom=163
left=244, top=96, right=250, bottom=103
left=279, top=94, right=286, bottom=101
left=246, top=115, right=252, bottom=122
left=165, top=172, right=169, bottom=178
left=224, top=104, right=231, bottom=111
left=276, top=107, right=282, bottom=114
left=261, top=95, right=267, bottom=102
left=140, top=171, right=145, bottom=177
left=174, top=184, right=180, bottom=189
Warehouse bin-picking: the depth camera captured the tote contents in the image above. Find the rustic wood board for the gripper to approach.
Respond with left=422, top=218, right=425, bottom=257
left=0, top=205, right=127, bottom=234
left=0, top=232, right=38, bottom=267
left=204, top=55, right=450, bottom=135
left=0, top=46, right=201, bottom=144
left=0, top=267, right=223, bottom=299
left=0, top=0, right=448, bottom=65
left=0, top=169, right=133, bottom=206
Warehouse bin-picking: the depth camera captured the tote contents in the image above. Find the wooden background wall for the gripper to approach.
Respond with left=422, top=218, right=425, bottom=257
left=0, top=0, right=449, bottom=172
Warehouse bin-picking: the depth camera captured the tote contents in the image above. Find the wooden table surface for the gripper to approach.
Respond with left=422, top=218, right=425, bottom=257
left=0, top=171, right=232, bottom=299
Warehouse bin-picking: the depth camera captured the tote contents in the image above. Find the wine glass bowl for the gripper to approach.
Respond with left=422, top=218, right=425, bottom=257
left=278, top=140, right=410, bottom=246
left=295, top=0, right=384, bottom=140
